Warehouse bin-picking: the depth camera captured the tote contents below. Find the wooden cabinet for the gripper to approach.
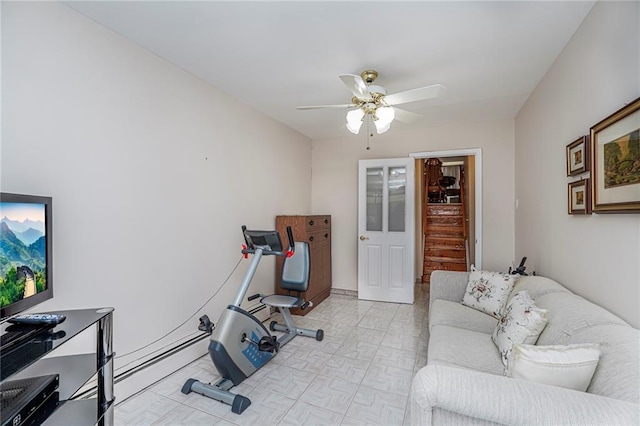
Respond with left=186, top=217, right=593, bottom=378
left=276, top=215, right=331, bottom=316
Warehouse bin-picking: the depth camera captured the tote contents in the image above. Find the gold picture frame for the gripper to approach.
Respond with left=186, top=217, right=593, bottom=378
left=590, top=97, right=640, bottom=213
left=568, top=179, right=591, bottom=215
left=566, top=136, right=589, bottom=176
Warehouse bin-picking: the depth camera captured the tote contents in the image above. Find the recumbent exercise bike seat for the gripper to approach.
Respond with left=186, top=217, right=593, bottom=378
left=262, top=241, right=322, bottom=339
left=261, top=241, right=309, bottom=309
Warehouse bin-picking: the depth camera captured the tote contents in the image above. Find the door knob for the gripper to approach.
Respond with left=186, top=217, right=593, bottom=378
left=359, top=235, right=369, bottom=241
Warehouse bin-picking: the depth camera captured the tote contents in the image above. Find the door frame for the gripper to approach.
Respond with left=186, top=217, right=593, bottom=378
left=410, top=148, right=483, bottom=275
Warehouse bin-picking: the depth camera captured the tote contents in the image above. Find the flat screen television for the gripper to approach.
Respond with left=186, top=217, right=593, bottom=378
left=0, top=193, right=53, bottom=320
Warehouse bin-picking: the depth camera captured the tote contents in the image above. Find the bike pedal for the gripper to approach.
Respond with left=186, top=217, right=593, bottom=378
left=258, top=336, right=279, bottom=353
left=198, top=315, right=215, bottom=334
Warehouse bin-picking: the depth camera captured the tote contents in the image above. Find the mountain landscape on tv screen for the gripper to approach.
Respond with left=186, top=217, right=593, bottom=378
left=1, top=216, right=45, bottom=234
left=14, top=226, right=44, bottom=246
left=0, top=220, right=47, bottom=307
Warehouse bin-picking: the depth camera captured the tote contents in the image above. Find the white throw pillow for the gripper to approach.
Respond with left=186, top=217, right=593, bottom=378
left=461, top=269, right=515, bottom=318
left=492, top=291, right=548, bottom=367
left=507, top=343, right=601, bottom=392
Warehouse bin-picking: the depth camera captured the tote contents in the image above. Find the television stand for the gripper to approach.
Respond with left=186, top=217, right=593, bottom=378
left=0, top=323, right=54, bottom=352
left=0, top=308, right=114, bottom=425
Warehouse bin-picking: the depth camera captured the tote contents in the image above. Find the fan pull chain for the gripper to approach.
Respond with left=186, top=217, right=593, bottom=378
left=366, top=116, right=372, bottom=150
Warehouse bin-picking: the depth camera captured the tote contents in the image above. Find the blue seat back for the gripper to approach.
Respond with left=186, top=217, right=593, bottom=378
left=281, top=241, right=310, bottom=292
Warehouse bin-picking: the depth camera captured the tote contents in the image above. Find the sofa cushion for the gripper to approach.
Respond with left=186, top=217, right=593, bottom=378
left=507, top=343, right=601, bottom=392
left=509, top=275, right=572, bottom=301
left=564, top=324, right=640, bottom=404
left=492, top=291, right=548, bottom=367
left=429, top=299, right=497, bottom=334
left=535, top=292, right=629, bottom=346
left=461, top=269, right=515, bottom=318
left=428, top=325, right=505, bottom=376
left=429, top=271, right=471, bottom=314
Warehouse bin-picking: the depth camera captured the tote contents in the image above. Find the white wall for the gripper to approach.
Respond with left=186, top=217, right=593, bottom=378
left=1, top=1, right=311, bottom=393
left=312, top=119, right=515, bottom=292
left=515, top=1, right=640, bottom=327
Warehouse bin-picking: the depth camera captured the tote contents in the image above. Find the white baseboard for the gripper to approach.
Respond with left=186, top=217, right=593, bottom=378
left=330, top=288, right=358, bottom=297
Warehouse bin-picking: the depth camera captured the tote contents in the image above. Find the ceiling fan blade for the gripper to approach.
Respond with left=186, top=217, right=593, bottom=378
left=339, top=74, right=371, bottom=100
left=384, top=84, right=447, bottom=106
left=297, top=103, right=355, bottom=110
left=393, top=107, right=423, bottom=124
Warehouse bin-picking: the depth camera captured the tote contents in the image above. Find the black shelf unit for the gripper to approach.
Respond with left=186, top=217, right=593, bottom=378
left=1, top=308, right=114, bottom=425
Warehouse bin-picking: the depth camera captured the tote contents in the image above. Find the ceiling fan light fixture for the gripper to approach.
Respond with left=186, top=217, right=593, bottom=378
left=374, top=106, right=395, bottom=134
left=298, top=70, right=445, bottom=138
left=346, top=108, right=365, bottom=134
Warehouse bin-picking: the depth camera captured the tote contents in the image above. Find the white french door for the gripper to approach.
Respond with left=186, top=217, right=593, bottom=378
left=357, top=158, right=415, bottom=304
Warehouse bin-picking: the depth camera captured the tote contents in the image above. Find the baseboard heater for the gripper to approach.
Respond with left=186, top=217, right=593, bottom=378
left=245, top=301, right=270, bottom=322
left=72, top=302, right=270, bottom=400
left=71, top=332, right=209, bottom=400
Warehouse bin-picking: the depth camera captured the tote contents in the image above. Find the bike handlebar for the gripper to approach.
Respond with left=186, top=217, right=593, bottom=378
left=241, top=247, right=290, bottom=256
left=286, top=226, right=295, bottom=253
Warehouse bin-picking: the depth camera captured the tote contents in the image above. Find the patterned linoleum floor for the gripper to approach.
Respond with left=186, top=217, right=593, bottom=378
left=114, top=283, right=430, bottom=425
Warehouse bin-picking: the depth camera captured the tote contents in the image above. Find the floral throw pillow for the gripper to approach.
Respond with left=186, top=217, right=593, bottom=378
left=492, top=291, right=548, bottom=367
left=461, top=269, right=515, bottom=318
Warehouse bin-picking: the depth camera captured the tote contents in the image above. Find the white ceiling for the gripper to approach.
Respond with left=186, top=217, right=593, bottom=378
left=64, top=1, right=595, bottom=140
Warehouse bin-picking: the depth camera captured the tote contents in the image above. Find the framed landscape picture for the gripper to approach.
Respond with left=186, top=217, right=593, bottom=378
left=566, top=136, right=589, bottom=176
left=590, top=97, right=640, bottom=213
left=568, top=179, right=591, bottom=215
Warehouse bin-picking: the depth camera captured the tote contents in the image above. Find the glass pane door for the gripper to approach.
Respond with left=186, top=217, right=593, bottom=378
left=388, top=166, right=406, bottom=232
left=366, top=167, right=383, bottom=232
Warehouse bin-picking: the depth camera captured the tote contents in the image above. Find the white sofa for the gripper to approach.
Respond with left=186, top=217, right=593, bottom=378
left=411, top=270, right=640, bottom=425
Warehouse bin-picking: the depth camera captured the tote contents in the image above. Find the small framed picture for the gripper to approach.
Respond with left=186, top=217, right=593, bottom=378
left=591, top=97, right=640, bottom=213
left=568, top=179, right=591, bottom=215
left=566, top=136, right=589, bottom=176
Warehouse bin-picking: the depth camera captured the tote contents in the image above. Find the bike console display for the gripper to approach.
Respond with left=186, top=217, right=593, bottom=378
left=241, top=226, right=294, bottom=256
left=243, top=229, right=283, bottom=252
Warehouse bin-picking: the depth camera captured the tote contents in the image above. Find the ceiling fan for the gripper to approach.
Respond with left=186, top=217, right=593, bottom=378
left=297, top=70, right=446, bottom=134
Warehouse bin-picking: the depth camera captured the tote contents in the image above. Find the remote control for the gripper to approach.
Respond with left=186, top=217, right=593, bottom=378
left=8, top=313, right=66, bottom=326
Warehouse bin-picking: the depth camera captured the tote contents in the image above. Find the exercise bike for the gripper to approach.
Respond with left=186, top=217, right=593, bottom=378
left=181, top=226, right=324, bottom=414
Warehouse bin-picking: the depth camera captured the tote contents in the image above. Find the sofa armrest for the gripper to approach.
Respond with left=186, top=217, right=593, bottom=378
left=429, top=271, right=470, bottom=313
left=411, top=365, right=640, bottom=425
